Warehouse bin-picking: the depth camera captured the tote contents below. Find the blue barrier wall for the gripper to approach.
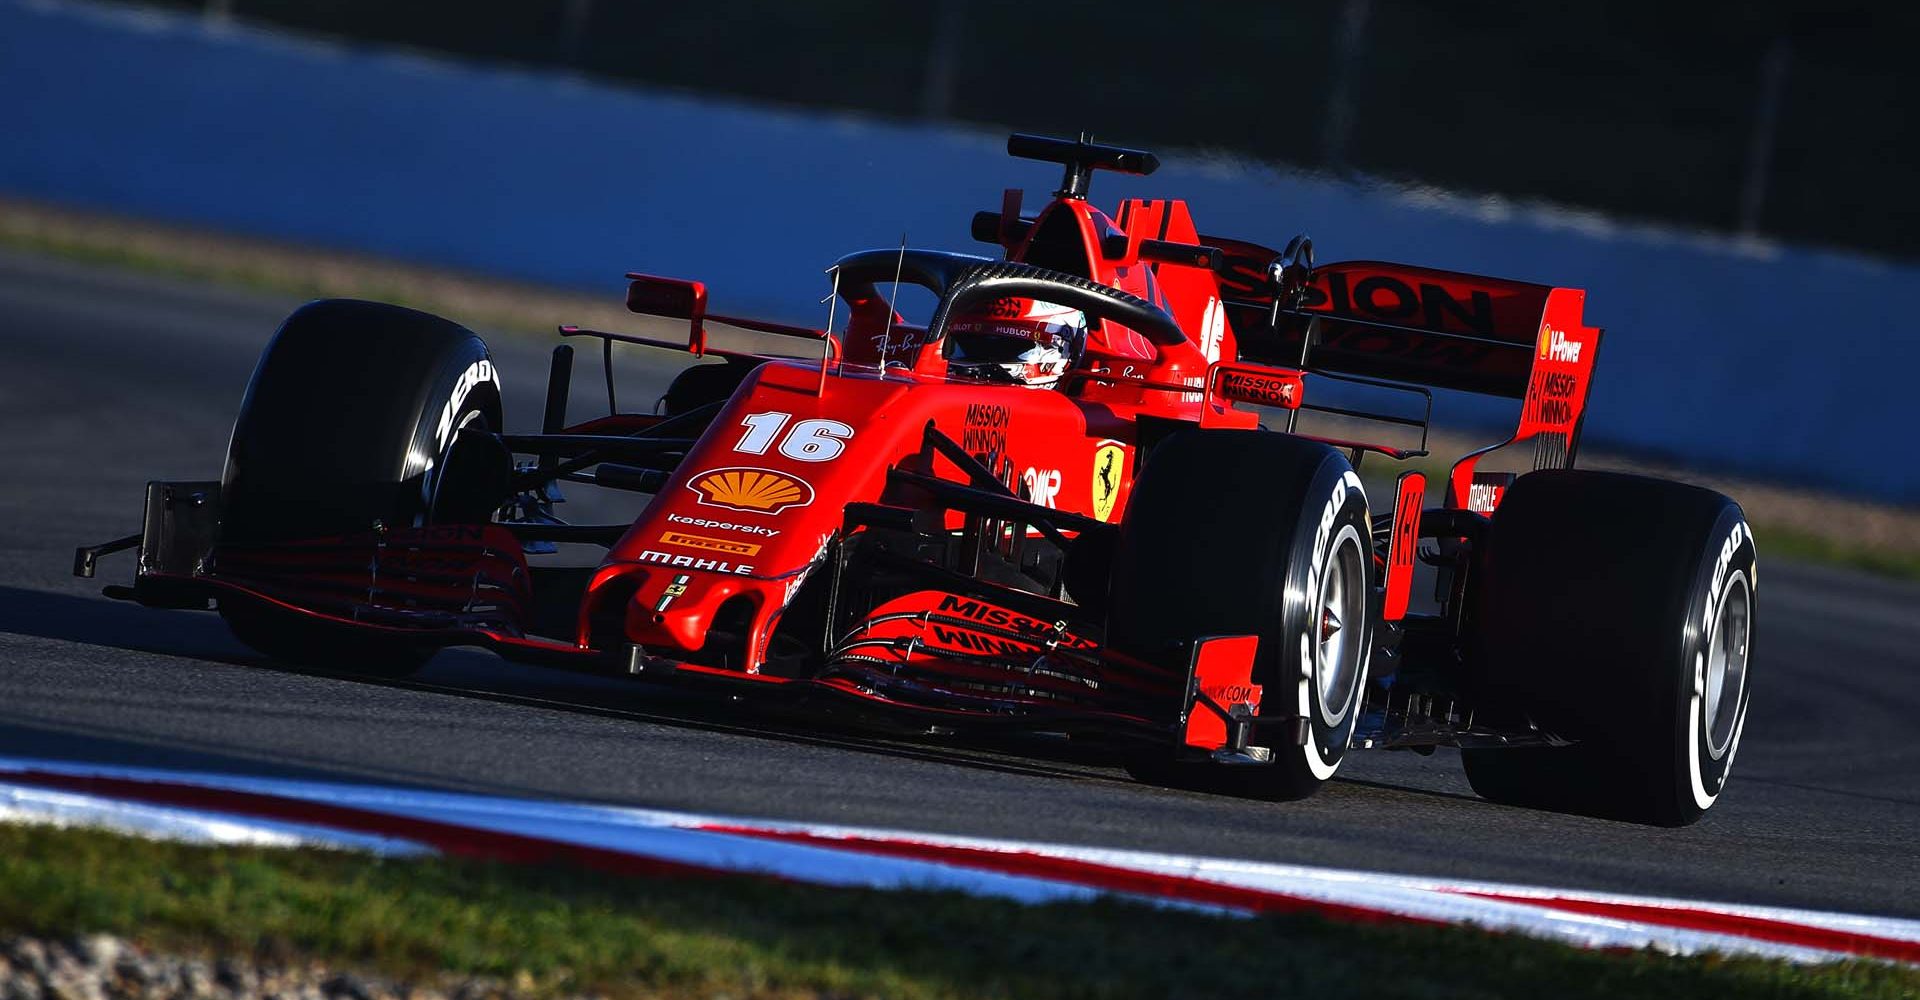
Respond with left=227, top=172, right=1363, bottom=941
left=5, top=0, right=1914, bottom=500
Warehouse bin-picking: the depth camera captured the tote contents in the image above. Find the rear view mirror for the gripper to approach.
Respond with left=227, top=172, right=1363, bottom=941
left=626, top=273, right=708, bottom=354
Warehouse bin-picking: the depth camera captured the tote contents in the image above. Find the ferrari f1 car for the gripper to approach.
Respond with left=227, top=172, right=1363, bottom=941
left=78, top=134, right=1757, bottom=826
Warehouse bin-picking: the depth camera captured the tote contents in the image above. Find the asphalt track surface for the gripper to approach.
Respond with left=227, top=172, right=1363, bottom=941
left=2, top=250, right=1916, bottom=919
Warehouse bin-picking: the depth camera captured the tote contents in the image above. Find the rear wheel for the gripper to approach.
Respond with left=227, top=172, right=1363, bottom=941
left=1461, top=470, right=1757, bottom=826
left=1107, top=429, right=1373, bottom=800
left=217, top=299, right=507, bottom=677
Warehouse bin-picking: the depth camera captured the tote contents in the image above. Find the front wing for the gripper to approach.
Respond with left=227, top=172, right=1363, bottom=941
left=77, top=480, right=1301, bottom=759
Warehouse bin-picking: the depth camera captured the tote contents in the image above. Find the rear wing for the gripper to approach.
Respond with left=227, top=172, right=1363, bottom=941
left=1288, top=261, right=1550, bottom=398
left=1215, top=246, right=1566, bottom=399
left=1202, top=238, right=1602, bottom=507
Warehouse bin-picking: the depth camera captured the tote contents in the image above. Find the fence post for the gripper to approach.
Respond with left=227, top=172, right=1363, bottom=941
left=921, top=0, right=965, bottom=119
left=1323, top=0, right=1371, bottom=175
left=558, top=0, right=593, bottom=66
left=1738, top=36, right=1792, bottom=238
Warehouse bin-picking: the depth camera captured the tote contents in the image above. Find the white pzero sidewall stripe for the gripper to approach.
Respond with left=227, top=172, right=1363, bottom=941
left=1689, top=520, right=1752, bottom=812
left=433, top=357, right=494, bottom=453
left=1299, top=470, right=1367, bottom=781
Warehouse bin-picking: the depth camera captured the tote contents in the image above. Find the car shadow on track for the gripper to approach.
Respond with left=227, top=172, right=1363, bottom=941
left=0, top=585, right=1486, bottom=807
left=0, top=585, right=1133, bottom=783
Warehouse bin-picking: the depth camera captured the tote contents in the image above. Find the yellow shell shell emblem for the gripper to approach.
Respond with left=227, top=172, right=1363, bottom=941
left=1091, top=443, right=1124, bottom=522
left=687, top=467, right=814, bottom=514
left=1536, top=323, right=1552, bottom=360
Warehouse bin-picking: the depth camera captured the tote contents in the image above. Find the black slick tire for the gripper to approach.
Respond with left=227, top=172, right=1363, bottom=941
left=1461, top=470, right=1757, bottom=826
left=1107, top=428, right=1374, bottom=800
left=216, top=299, right=505, bottom=677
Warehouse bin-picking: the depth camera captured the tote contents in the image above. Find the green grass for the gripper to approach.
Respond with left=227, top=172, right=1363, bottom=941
left=1, top=823, right=1914, bottom=1000
left=1756, top=523, right=1920, bottom=582
left=1, top=225, right=340, bottom=302
left=0, top=214, right=563, bottom=336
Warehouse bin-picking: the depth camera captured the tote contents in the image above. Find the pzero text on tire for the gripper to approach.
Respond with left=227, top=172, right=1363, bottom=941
left=217, top=299, right=505, bottom=677
left=1106, top=428, right=1373, bottom=799
left=1462, top=470, right=1757, bottom=826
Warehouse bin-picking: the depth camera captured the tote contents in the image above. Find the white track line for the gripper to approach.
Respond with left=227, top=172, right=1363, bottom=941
left=0, top=782, right=427, bottom=854
left=1, top=756, right=1911, bottom=964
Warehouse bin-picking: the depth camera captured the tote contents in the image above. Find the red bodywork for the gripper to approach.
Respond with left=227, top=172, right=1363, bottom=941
left=99, top=144, right=1602, bottom=755
left=560, top=183, right=1591, bottom=741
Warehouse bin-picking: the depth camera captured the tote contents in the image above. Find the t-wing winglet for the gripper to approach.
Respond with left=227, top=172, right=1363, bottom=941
left=1007, top=132, right=1159, bottom=199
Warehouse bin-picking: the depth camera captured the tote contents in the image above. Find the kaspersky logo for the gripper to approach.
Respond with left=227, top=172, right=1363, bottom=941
left=1537, top=324, right=1582, bottom=364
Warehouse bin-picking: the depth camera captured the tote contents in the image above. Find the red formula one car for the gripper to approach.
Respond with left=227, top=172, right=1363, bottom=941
left=78, top=134, right=1757, bottom=825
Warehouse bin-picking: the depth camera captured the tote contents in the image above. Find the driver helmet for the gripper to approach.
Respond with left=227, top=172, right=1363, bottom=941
left=945, top=297, right=1087, bottom=388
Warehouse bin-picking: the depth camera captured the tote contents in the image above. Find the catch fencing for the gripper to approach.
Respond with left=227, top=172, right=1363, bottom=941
left=2, top=0, right=1913, bottom=499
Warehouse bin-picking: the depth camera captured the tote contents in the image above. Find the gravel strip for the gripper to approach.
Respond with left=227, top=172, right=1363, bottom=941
left=0, top=935, right=541, bottom=1000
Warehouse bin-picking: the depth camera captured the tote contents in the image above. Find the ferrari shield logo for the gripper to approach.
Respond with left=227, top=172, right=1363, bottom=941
left=1091, top=443, right=1124, bottom=522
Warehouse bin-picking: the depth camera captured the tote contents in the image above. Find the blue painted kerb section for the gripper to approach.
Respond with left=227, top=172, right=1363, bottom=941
left=3, top=0, right=1914, bottom=500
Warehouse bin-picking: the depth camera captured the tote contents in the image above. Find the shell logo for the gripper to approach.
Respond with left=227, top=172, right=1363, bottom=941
left=1536, top=323, right=1582, bottom=364
left=686, top=467, right=814, bottom=514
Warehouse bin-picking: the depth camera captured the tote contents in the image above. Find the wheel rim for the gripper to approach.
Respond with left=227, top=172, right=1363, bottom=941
left=1315, top=525, right=1367, bottom=725
left=1705, top=572, right=1751, bottom=756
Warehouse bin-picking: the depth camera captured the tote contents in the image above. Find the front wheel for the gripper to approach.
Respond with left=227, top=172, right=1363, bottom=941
left=216, top=299, right=507, bottom=677
left=1461, top=470, right=1757, bottom=826
left=1106, top=429, right=1374, bottom=800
